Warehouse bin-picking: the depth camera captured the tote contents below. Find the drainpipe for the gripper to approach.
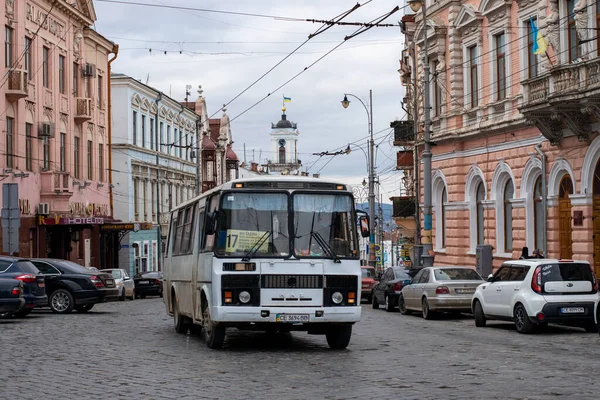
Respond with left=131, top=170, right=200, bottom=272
left=155, top=93, right=162, bottom=271
left=107, top=44, right=119, bottom=219
left=534, top=143, right=547, bottom=256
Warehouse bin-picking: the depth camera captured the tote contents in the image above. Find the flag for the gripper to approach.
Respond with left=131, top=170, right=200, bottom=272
left=283, top=96, right=291, bottom=103
left=530, top=17, right=547, bottom=55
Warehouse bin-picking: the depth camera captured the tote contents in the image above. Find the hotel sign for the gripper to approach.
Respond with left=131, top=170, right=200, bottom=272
left=38, top=216, right=104, bottom=225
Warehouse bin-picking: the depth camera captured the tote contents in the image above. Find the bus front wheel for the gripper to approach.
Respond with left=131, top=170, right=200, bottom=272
left=202, top=305, right=226, bottom=349
left=325, top=325, right=352, bottom=350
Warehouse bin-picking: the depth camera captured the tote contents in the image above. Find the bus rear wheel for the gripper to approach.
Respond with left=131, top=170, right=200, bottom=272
left=173, top=298, right=189, bottom=334
left=326, top=325, right=352, bottom=350
left=202, top=305, right=225, bottom=349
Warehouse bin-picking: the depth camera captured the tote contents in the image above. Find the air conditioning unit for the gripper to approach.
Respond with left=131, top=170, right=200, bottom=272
left=38, top=203, right=50, bottom=215
left=82, top=63, right=96, bottom=77
left=38, top=122, right=55, bottom=138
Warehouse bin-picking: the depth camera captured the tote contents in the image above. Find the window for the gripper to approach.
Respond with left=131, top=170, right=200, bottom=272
left=469, top=45, right=478, bottom=108
left=74, top=136, right=80, bottom=178
left=58, top=55, right=65, bottom=94
left=6, top=117, right=13, bottom=168
left=567, top=0, right=581, bottom=62
left=42, top=46, right=50, bottom=88
left=5, top=26, right=13, bottom=68
left=412, top=269, right=425, bottom=283
left=60, top=133, right=66, bottom=171
left=185, top=135, right=188, bottom=160
left=73, top=62, right=79, bottom=96
left=26, top=123, right=33, bottom=171
left=25, top=37, right=32, bottom=80
left=150, top=118, right=154, bottom=150
left=98, top=143, right=104, bottom=181
left=143, top=180, right=148, bottom=220
left=433, top=60, right=442, bottom=116
left=441, top=186, right=447, bottom=248
left=279, top=146, right=286, bottom=163
left=526, top=18, right=538, bottom=79
left=419, top=269, right=430, bottom=283
left=151, top=181, right=156, bottom=220
left=495, top=33, right=506, bottom=100
left=476, top=181, right=485, bottom=245
left=160, top=122, right=164, bottom=152
left=87, top=140, right=93, bottom=180
left=492, top=266, right=511, bottom=282
left=98, top=75, right=103, bottom=105
left=166, top=126, right=171, bottom=155
left=141, top=115, right=146, bottom=148
left=533, top=176, right=543, bottom=250
left=434, top=268, right=483, bottom=281
left=133, top=179, right=139, bottom=219
left=507, top=266, right=530, bottom=281
left=43, top=136, right=50, bottom=170
left=177, top=129, right=182, bottom=158
left=504, top=180, right=514, bottom=251
left=132, top=111, right=137, bottom=145
left=176, top=204, right=197, bottom=255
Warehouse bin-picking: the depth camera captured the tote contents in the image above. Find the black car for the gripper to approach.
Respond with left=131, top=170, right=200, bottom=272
left=0, top=277, right=25, bottom=315
left=31, top=259, right=119, bottom=314
left=372, top=267, right=414, bottom=312
left=0, top=256, right=47, bottom=317
left=134, top=271, right=163, bottom=299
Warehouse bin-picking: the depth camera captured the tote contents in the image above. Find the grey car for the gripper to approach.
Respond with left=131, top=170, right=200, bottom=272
left=100, top=269, right=135, bottom=301
left=399, top=266, right=484, bottom=319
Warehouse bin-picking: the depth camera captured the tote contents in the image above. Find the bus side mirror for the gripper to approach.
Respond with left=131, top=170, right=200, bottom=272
left=359, top=216, right=370, bottom=238
left=205, top=212, right=217, bottom=235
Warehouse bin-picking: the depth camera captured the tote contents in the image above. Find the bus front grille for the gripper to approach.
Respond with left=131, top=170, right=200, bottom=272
left=221, top=275, right=260, bottom=288
left=261, top=274, right=323, bottom=289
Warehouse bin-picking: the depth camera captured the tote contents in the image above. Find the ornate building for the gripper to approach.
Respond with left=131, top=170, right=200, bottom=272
left=267, top=107, right=301, bottom=174
left=401, top=0, right=600, bottom=276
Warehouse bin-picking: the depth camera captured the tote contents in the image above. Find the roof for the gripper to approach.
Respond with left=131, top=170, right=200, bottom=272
left=209, top=119, right=220, bottom=141
left=508, top=259, right=590, bottom=265
left=201, top=134, right=216, bottom=151
left=274, top=113, right=293, bottom=129
left=226, top=144, right=238, bottom=161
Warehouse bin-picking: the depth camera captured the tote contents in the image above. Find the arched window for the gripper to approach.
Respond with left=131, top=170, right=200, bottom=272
left=504, top=180, right=514, bottom=251
left=441, top=187, right=447, bottom=248
left=279, top=146, right=286, bottom=163
left=476, top=181, right=485, bottom=245
left=533, top=177, right=543, bottom=250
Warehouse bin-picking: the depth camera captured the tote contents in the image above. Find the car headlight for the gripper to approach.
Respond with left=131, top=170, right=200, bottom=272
left=331, top=292, right=343, bottom=304
left=239, top=291, right=251, bottom=304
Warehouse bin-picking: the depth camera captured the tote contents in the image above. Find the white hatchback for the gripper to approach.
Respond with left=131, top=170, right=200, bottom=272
left=472, top=259, right=599, bottom=334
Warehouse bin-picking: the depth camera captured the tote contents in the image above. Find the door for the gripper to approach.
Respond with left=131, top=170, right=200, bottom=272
left=406, top=269, right=425, bottom=309
left=594, top=159, right=600, bottom=278
left=411, top=269, right=430, bottom=308
left=481, top=266, right=511, bottom=315
left=558, top=176, right=573, bottom=259
left=498, top=265, right=530, bottom=317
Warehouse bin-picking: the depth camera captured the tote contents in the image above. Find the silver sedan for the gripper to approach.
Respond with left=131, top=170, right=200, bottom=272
left=100, top=269, right=135, bottom=301
left=399, top=266, right=484, bottom=319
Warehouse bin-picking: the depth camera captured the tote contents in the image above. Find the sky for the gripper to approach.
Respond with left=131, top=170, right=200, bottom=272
left=93, top=0, right=408, bottom=202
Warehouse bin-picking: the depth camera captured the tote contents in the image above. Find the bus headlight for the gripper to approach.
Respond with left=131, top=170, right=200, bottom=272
left=239, top=291, right=251, bottom=304
left=331, top=292, right=343, bottom=304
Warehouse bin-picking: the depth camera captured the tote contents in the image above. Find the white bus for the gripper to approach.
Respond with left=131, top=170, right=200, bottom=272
left=162, top=177, right=370, bottom=349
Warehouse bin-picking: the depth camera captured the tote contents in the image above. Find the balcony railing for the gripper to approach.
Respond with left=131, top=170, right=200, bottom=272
left=40, top=171, right=72, bottom=195
left=75, top=98, right=93, bottom=123
left=6, top=69, right=28, bottom=101
left=391, top=120, right=414, bottom=145
left=392, top=196, right=416, bottom=218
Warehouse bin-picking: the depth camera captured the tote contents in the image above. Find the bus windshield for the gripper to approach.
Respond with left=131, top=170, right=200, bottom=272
left=293, top=193, right=357, bottom=259
left=216, top=192, right=290, bottom=257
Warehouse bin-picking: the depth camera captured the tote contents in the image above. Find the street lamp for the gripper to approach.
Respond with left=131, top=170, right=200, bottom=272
left=407, top=0, right=433, bottom=267
left=341, top=90, right=377, bottom=268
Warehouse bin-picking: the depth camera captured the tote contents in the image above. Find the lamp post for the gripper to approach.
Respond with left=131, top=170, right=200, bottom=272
left=408, top=0, right=433, bottom=267
left=342, top=90, right=377, bottom=267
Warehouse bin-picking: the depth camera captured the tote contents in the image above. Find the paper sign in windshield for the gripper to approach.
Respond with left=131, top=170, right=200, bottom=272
left=226, top=229, right=269, bottom=253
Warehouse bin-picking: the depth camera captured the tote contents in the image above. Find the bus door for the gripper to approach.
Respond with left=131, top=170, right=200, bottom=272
left=192, top=207, right=206, bottom=321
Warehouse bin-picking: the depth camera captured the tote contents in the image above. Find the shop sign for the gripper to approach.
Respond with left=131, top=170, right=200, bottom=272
left=100, top=223, right=153, bottom=231
left=38, top=216, right=105, bottom=225
left=26, top=3, right=65, bottom=37
left=69, top=202, right=109, bottom=217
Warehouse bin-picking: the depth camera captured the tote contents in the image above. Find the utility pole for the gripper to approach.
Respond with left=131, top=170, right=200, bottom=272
left=155, top=93, right=162, bottom=271
left=368, top=90, right=376, bottom=269
left=195, top=117, right=201, bottom=196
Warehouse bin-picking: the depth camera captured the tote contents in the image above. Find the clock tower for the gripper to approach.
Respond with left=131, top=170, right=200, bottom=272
left=268, top=107, right=301, bottom=174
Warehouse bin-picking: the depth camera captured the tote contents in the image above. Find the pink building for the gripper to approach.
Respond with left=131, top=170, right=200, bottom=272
left=0, top=0, right=117, bottom=267
left=401, top=0, right=600, bottom=276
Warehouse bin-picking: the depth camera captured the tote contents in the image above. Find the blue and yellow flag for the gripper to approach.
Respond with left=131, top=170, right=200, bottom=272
left=283, top=96, right=291, bottom=103
left=530, top=17, right=547, bottom=55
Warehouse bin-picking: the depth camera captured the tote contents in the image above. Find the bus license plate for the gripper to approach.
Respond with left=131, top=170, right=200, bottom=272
left=560, top=307, right=584, bottom=314
left=276, top=314, right=309, bottom=323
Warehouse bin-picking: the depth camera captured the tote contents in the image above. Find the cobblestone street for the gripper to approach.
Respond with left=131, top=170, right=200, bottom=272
left=1, top=298, right=598, bottom=399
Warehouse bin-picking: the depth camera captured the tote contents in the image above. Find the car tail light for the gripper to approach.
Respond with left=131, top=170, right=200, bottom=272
left=393, top=282, right=403, bottom=291
left=531, top=266, right=542, bottom=294
left=90, top=276, right=104, bottom=288
left=589, top=265, right=598, bottom=292
left=11, top=286, right=22, bottom=296
left=15, top=274, right=37, bottom=283
left=154, top=279, right=161, bottom=285
left=435, top=286, right=450, bottom=294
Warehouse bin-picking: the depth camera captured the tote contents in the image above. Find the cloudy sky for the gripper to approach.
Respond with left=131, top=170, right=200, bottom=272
left=94, top=0, right=408, bottom=202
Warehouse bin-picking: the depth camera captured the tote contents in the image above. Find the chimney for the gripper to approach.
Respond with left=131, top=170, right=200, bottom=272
left=251, top=162, right=258, bottom=172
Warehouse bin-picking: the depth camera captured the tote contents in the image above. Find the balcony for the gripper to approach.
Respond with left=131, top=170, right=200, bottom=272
left=6, top=69, right=28, bottom=101
left=40, top=171, right=72, bottom=212
left=392, top=196, right=416, bottom=218
left=391, top=120, right=414, bottom=145
left=520, top=58, right=600, bottom=145
left=75, top=98, right=93, bottom=123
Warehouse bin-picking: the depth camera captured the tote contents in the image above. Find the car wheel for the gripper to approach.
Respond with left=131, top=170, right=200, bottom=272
left=583, top=323, right=598, bottom=333
left=128, top=290, right=135, bottom=301
left=173, top=298, right=189, bottom=334
left=326, top=325, right=352, bottom=350
left=372, top=292, right=379, bottom=309
left=75, top=304, right=94, bottom=313
left=202, top=304, right=225, bottom=349
left=119, top=288, right=126, bottom=302
left=159, top=288, right=163, bottom=298
left=422, top=297, right=434, bottom=320
left=473, top=301, right=486, bottom=327
left=13, top=308, right=32, bottom=318
left=385, top=295, right=395, bottom=312
left=514, top=304, right=534, bottom=334
left=49, top=289, right=74, bottom=314
left=398, top=294, right=411, bottom=315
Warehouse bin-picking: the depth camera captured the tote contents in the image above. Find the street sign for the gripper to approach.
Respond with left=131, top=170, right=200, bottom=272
left=1, top=183, right=20, bottom=255
left=374, top=244, right=381, bottom=252
left=376, top=256, right=381, bottom=263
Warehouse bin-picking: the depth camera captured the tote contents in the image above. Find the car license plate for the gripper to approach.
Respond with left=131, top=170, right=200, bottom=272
left=138, top=280, right=149, bottom=284
left=37, top=282, right=45, bottom=288
left=276, top=313, right=309, bottom=323
left=455, top=289, right=475, bottom=294
left=560, top=307, right=585, bottom=314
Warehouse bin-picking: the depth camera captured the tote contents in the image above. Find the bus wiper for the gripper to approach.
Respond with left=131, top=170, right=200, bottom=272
left=310, top=230, right=341, bottom=263
left=241, top=230, right=272, bottom=261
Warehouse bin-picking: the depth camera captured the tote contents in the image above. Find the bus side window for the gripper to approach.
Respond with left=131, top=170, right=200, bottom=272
left=166, top=210, right=178, bottom=257
left=203, top=194, right=219, bottom=252
left=196, top=209, right=205, bottom=251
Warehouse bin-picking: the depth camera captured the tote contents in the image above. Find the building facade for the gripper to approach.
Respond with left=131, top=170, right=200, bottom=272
left=267, top=107, right=301, bottom=174
left=0, top=0, right=116, bottom=267
left=401, top=0, right=600, bottom=276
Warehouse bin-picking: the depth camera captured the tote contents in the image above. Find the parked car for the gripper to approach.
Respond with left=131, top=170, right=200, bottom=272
left=100, top=269, right=135, bottom=301
left=31, top=259, right=119, bottom=314
left=0, top=278, right=24, bottom=316
left=361, top=266, right=377, bottom=303
left=0, top=256, right=47, bottom=317
left=399, top=266, right=484, bottom=319
left=372, top=267, right=413, bottom=312
left=134, top=271, right=163, bottom=299
left=472, top=259, right=599, bottom=334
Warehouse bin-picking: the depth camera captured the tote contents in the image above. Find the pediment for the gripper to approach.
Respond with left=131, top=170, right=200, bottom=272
left=480, top=0, right=512, bottom=24
left=140, top=98, right=150, bottom=111
left=456, top=5, right=483, bottom=30
left=74, top=0, right=97, bottom=22
left=131, top=94, right=141, bottom=108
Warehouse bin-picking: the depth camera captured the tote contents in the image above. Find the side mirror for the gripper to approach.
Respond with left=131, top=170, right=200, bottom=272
left=487, top=274, right=494, bottom=282
left=358, top=215, right=370, bottom=238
